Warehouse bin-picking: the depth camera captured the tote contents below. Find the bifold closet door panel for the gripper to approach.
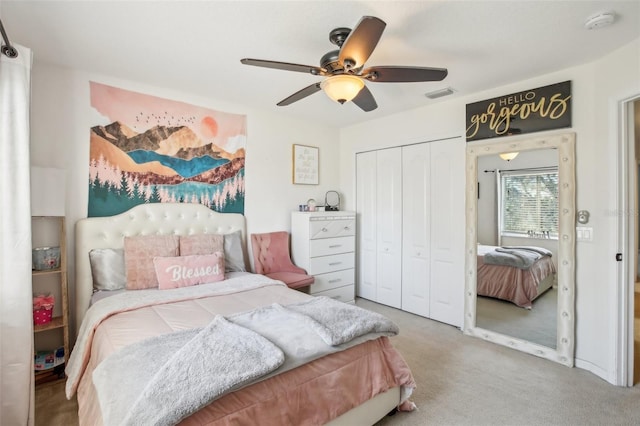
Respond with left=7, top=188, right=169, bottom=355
left=401, top=143, right=431, bottom=317
left=428, top=139, right=465, bottom=327
left=375, top=148, right=402, bottom=309
left=356, top=151, right=378, bottom=301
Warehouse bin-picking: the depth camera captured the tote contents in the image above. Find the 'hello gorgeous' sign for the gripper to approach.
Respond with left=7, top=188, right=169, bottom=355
left=465, top=81, right=572, bottom=142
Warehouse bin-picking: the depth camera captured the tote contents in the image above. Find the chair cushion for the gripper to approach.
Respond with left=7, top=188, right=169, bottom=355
left=266, top=272, right=314, bottom=289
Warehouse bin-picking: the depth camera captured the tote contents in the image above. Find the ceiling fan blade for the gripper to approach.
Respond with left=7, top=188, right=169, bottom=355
left=241, top=58, right=327, bottom=76
left=363, top=66, right=448, bottom=82
left=277, top=82, right=322, bottom=106
left=352, top=86, right=378, bottom=112
left=338, top=16, right=386, bottom=70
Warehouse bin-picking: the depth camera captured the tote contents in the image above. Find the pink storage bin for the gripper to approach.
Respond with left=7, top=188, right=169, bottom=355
left=33, top=294, right=54, bottom=325
left=33, top=307, right=53, bottom=325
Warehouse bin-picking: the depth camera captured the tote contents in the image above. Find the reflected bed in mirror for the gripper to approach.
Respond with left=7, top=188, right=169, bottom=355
left=464, top=132, right=575, bottom=367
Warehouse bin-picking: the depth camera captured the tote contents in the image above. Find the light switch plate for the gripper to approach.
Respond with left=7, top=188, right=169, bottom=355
left=576, top=226, right=593, bottom=241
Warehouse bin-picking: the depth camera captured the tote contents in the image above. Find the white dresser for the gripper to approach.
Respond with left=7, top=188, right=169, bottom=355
left=291, top=211, right=356, bottom=303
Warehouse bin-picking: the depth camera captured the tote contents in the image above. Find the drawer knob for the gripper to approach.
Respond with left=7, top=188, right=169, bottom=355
left=328, top=262, right=342, bottom=266
left=329, top=244, right=342, bottom=248
left=328, top=279, right=341, bottom=284
left=322, top=227, right=328, bottom=232
left=344, top=226, right=350, bottom=230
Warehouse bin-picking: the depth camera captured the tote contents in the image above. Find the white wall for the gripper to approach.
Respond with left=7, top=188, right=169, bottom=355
left=29, top=62, right=341, bottom=334
left=338, top=38, right=640, bottom=384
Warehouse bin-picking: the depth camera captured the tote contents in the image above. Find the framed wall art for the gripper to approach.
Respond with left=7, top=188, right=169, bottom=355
left=292, top=144, right=319, bottom=185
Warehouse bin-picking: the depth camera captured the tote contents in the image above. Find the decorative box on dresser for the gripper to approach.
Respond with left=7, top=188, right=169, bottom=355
left=291, top=211, right=356, bottom=304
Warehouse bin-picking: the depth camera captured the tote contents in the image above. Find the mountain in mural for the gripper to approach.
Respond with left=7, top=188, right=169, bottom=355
left=90, top=122, right=244, bottom=183
left=92, top=122, right=222, bottom=159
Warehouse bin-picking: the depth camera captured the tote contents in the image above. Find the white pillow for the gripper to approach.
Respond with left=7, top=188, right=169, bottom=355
left=224, top=231, right=247, bottom=272
left=89, top=248, right=126, bottom=291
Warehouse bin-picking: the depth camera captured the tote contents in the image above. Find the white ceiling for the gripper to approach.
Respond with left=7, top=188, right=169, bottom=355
left=1, top=1, right=639, bottom=128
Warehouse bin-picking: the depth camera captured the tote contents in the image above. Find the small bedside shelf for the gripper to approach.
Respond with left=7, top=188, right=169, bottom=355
left=32, top=268, right=63, bottom=277
left=31, top=216, right=69, bottom=385
left=33, top=316, right=66, bottom=333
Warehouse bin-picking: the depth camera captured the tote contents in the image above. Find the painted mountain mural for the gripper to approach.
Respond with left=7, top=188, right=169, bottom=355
left=89, top=121, right=245, bottom=217
left=88, top=82, right=246, bottom=217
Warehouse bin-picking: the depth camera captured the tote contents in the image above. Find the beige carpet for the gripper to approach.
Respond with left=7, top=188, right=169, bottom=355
left=362, top=298, right=640, bottom=426
left=476, top=287, right=557, bottom=348
left=36, top=298, right=640, bottom=426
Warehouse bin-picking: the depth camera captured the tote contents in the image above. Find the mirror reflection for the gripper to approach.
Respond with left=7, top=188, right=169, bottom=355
left=464, top=132, right=575, bottom=367
left=476, top=149, right=558, bottom=348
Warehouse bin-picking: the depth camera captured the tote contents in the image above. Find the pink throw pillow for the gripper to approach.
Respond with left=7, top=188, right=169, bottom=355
left=179, top=234, right=224, bottom=256
left=124, top=235, right=180, bottom=290
left=154, top=253, right=225, bottom=289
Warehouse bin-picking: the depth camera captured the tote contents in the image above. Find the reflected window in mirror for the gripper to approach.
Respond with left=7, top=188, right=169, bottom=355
left=500, top=168, right=558, bottom=239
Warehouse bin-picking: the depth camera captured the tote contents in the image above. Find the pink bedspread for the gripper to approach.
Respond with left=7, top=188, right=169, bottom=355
left=477, top=250, right=556, bottom=308
left=73, top=276, right=415, bottom=425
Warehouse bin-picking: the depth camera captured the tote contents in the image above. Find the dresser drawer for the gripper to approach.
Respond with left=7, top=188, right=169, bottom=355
left=312, top=269, right=354, bottom=293
left=312, top=284, right=355, bottom=303
left=309, top=219, right=355, bottom=239
left=310, top=236, right=355, bottom=257
left=308, top=252, right=354, bottom=275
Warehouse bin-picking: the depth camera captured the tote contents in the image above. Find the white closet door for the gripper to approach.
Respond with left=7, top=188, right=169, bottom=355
left=401, top=143, right=431, bottom=316
left=429, top=139, right=465, bottom=327
left=376, top=148, right=402, bottom=308
left=356, top=151, right=377, bottom=301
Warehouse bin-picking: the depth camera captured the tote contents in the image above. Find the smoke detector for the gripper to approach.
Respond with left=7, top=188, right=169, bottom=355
left=584, top=11, right=616, bottom=30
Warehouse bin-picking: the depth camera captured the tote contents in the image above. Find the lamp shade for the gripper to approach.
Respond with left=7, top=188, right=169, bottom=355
left=320, top=75, right=365, bottom=104
left=30, top=167, right=66, bottom=216
left=499, top=152, right=519, bottom=161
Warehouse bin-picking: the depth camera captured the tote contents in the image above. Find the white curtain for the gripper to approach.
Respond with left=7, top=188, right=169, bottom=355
left=0, top=44, right=35, bottom=426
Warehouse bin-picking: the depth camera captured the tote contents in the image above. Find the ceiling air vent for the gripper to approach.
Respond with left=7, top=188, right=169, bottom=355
left=425, top=87, right=456, bottom=99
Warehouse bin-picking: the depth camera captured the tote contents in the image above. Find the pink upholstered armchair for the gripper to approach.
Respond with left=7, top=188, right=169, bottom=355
left=250, top=231, right=314, bottom=289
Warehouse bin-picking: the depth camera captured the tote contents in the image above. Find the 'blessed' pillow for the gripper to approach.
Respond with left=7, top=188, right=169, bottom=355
left=154, top=253, right=225, bottom=289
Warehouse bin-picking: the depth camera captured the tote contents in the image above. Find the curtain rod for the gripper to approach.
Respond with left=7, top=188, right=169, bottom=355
left=484, top=166, right=558, bottom=173
left=0, top=18, right=18, bottom=58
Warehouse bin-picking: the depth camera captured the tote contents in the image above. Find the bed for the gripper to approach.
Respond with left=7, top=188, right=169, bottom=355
left=67, top=202, right=415, bottom=426
left=477, top=244, right=556, bottom=309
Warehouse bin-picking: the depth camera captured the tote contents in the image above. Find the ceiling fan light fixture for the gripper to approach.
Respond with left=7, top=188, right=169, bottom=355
left=499, top=152, right=519, bottom=161
left=320, top=75, right=364, bottom=104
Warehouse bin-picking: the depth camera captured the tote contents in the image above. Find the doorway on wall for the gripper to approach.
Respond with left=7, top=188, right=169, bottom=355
left=622, top=96, right=640, bottom=386
left=634, top=100, right=640, bottom=385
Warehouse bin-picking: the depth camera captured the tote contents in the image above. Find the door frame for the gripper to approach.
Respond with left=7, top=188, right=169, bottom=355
left=616, top=92, right=640, bottom=387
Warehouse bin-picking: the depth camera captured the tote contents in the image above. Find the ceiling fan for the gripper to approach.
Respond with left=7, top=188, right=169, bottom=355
left=240, top=16, right=448, bottom=112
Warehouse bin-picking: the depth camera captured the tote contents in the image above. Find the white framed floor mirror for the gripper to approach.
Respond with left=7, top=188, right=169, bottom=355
left=464, top=131, right=576, bottom=367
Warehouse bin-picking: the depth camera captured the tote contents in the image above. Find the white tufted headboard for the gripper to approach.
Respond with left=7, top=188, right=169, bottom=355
left=75, top=203, right=247, bottom=333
